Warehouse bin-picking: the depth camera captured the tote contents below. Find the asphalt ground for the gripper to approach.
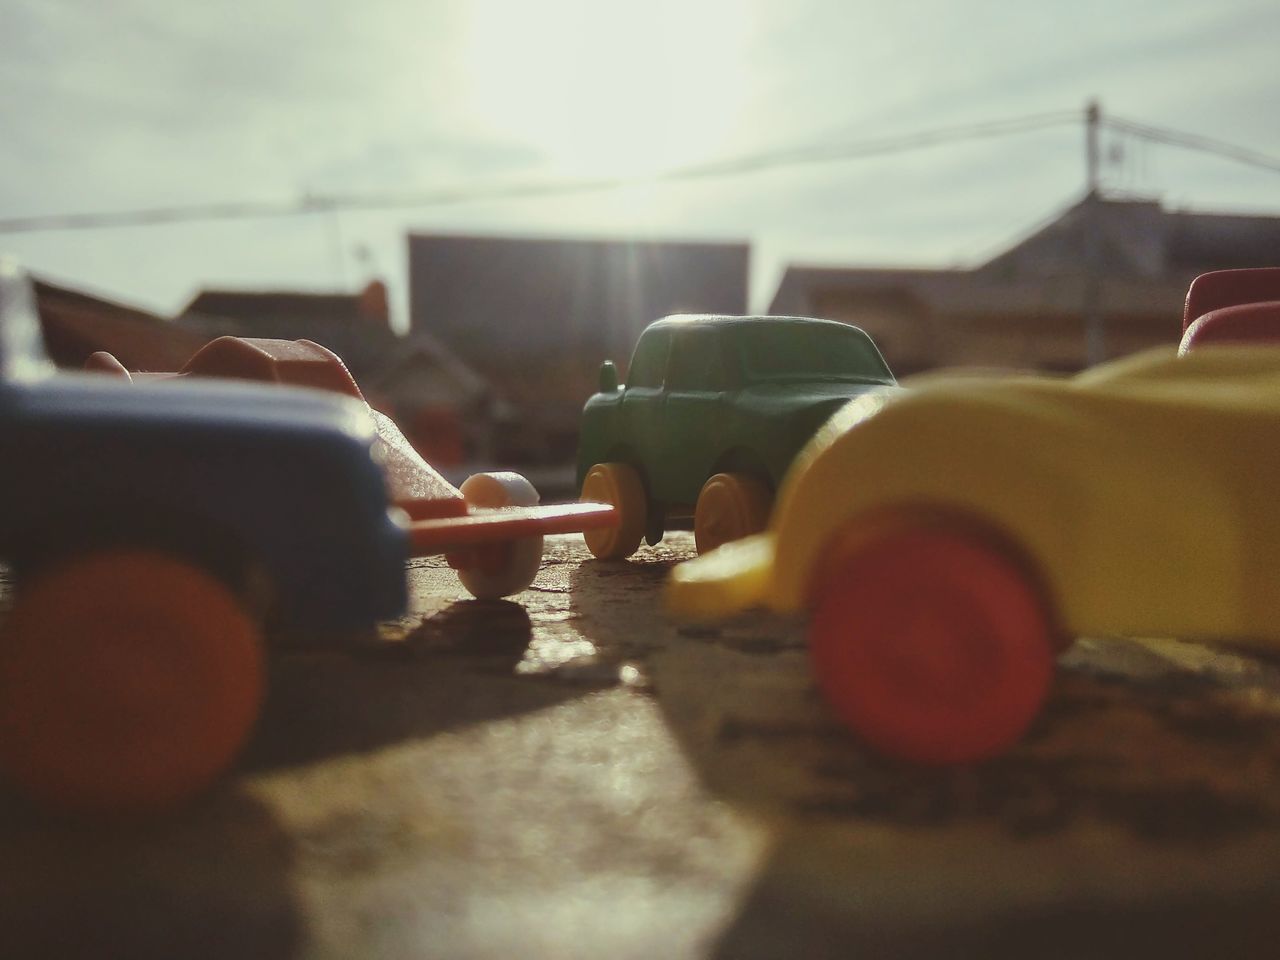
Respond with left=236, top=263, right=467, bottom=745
left=4, top=532, right=1280, bottom=958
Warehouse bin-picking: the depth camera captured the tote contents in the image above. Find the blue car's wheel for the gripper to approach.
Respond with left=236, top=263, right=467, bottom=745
left=0, top=549, right=264, bottom=813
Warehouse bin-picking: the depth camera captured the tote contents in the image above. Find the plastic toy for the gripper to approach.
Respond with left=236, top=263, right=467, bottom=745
left=83, top=333, right=606, bottom=601
left=1179, top=267, right=1280, bottom=352
left=577, top=314, right=895, bottom=559
left=0, top=261, right=615, bottom=812
left=667, top=269, right=1280, bottom=766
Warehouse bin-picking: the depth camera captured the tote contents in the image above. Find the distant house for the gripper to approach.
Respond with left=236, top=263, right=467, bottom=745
left=358, top=336, right=501, bottom=466
left=180, top=280, right=394, bottom=381
left=34, top=277, right=210, bottom=371
left=178, top=280, right=492, bottom=467
left=770, top=194, right=1280, bottom=374
left=407, top=233, right=750, bottom=462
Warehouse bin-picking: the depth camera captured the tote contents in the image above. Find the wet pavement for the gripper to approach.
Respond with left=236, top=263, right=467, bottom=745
left=4, top=532, right=1280, bottom=958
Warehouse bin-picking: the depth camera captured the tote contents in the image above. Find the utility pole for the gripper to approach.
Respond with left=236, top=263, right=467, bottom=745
left=1085, top=100, right=1100, bottom=195
left=1082, top=99, right=1105, bottom=366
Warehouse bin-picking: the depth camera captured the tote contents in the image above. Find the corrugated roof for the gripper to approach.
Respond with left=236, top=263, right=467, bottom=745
left=179, top=283, right=395, bottom=381
left=1164, top=210, right=1280, bottom=272
left=185, top=290, right=367, bottom=326
left=34, top=278, right=209, bottom=371
left=769, top=196, right=1280, bottom=323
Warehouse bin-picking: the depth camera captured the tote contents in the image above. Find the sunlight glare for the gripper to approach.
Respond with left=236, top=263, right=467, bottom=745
left=461, top=0, right=752, bottom=178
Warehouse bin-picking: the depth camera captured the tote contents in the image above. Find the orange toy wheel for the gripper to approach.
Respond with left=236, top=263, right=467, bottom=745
left=693, top=472, right=772, bottom=555
left=808, top=525, right=1055, bottom=765
left=0, top=550, right=265, bottom=813
left=580, top=463, right=646, bottom=560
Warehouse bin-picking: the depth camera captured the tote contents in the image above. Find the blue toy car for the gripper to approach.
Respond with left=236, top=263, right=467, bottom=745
left=0, top=260, right=614, bottom=812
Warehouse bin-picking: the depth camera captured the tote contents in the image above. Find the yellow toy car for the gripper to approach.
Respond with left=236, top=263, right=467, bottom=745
left=667, top=342, right=1280, bottom=765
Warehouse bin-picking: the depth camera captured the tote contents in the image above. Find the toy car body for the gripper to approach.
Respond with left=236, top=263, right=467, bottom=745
left=2, top=338, right=407, bottom=635
left=668, top=271, right=1280, bottom=765
left=577, top=314, right=895, bottom=557
left=1179, top=267, right=1280, bottom=352
left=80, top=331, right=620, bottom=602
left=0, top=260, right=614, bottom=812
left=669, top=345, right=1280, bottom=635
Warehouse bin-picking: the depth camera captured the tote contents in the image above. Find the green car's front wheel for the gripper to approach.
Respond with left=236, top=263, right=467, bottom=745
left=580, top=462, right=647, bottom=560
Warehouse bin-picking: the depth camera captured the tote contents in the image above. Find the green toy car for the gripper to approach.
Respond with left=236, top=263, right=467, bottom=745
left=577, top=314, right=895, bottom=558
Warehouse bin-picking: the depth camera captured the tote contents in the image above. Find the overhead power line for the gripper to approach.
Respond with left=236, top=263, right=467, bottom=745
left=1104, top=114, right=1280, bottom=175
left=612, top=109, right=1081, bottom=181
left=2, top=107, right=1277, bottom=236
left=0, top=110, right=1081, bottom=234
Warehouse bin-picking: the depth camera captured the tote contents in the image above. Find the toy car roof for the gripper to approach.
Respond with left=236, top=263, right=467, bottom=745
left=645, top=314, right=865, bottom=332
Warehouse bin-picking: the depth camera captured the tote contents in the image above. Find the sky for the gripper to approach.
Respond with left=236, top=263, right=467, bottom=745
left=2, top=0, right=1278, bottom=331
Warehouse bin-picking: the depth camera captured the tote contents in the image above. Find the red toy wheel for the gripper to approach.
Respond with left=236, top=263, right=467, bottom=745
left=0, top=550, right=264, bottom=813
left=808, top=525, right=1055, bottom=765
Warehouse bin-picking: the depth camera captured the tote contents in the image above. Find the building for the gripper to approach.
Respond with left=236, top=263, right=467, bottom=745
left=180, top=281, right=394, bottom=381
left=408, top=233, right=750, bottom=463
left=770, top=194, right=1280, bottom=375
left=34, top=277, right=210, bottom=371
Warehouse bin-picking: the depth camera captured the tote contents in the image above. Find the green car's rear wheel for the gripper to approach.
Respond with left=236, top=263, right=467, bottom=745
left=693, top=472, right=772, bottom=555
left=807, top=524, right=1055, bottom=765
left=580, top=463, right=646, bottom=560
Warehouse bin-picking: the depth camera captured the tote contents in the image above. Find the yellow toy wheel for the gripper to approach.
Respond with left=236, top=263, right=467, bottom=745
left=580, top=463, right=646, bottom=559
left=693, top=472, right=772, bottom=554
left=0, top=550, right=265, bottom=814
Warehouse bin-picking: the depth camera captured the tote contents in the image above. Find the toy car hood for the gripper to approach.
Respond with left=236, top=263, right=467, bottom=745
left=12, top=366, right=378, bottom=441
left=668, top=345, right=1280, bottom=642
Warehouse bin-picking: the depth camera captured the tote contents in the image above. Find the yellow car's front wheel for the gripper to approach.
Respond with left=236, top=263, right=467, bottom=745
left=807, top=524, right=1055, bottom=765
left=580, top=462, right=647, bottom=560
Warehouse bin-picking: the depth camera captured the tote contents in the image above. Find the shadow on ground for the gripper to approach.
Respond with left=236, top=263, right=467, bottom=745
left=567, top=533, right=1280, bottom=957
left=0, top=789, right=301, bottom=959
left=678, top=633, right=1280, bottom=958
left=243, top=596, right=609, bottom=773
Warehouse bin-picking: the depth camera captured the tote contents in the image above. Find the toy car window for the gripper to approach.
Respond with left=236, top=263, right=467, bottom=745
left=666, top=327, right=726, bottom=391
left=740, top=323, right=894, bottom=383
left=0, top=262, right=53, bottom=382
left=626, top=330, right=668, bottom=388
